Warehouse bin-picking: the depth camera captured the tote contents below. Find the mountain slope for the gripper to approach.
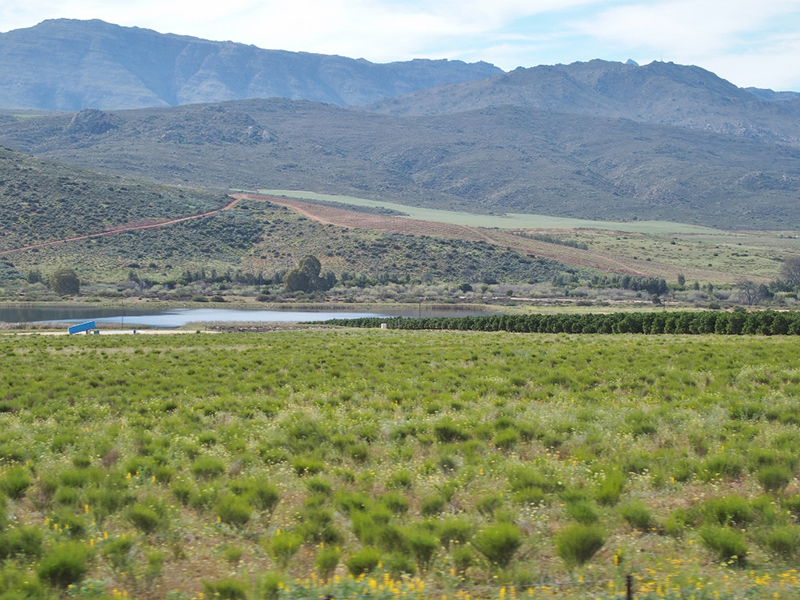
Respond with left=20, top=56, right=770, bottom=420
left=1, top=99, right=799, bottom=229
left=0, top=19, right=501, bottom=111
left=0, top=145, right=233, bottom=252
left=366, top=60, right=800, bottom=147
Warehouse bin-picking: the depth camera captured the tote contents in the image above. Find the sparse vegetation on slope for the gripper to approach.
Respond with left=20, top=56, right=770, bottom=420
left=0, top=331, right=799, bottom=598
left=2, top=99, right=800, bottom=229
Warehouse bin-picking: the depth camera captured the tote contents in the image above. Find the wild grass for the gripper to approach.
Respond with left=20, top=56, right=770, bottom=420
left=0, top=330, right=798, bottom=597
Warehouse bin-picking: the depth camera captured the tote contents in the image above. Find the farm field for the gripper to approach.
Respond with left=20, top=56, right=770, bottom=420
left=1, top=330, right=800, bottom=598
left=252, top=191, right=799, bottom=284
left=256, top=191, right=721, bottom=235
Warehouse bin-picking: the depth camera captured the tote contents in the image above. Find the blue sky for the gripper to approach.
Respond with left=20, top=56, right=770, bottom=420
left=3, top=0, right=800, bottom=91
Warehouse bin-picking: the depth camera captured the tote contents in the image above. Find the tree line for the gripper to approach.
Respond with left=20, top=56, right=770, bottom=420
left=323, top=310, right=800, bottom=335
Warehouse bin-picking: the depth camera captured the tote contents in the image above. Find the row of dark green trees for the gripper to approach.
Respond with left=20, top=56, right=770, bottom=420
left=323, top=310, right=800, bottom=335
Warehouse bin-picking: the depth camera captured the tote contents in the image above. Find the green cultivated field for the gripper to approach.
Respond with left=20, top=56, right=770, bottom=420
left=258, top=190, right=721, bottom=235
left=1, top=330, right=800, bottom=599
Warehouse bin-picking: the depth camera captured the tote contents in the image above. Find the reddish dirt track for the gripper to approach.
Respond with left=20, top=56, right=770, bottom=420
left=235, top=193, right=654, bottom=276
left=0, top=196, right=243, bottom=256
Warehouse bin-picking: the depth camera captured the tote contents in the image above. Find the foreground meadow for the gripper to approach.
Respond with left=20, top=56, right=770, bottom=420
left=0, top=330, right=800, bottom=599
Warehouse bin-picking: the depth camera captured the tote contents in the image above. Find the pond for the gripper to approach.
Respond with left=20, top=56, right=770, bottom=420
left=0, top=306, right=491, bottom=329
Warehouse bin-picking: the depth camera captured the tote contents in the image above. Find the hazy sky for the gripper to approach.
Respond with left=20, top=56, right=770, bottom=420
left=2, top=0, right=800, bottom=91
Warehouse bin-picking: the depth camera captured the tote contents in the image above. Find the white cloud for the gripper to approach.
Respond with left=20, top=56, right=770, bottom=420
left=573, top=0, right=800, bottom=88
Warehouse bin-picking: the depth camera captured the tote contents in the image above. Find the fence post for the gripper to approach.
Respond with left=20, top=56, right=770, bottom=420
left=626, top=574, right=633, bottom=600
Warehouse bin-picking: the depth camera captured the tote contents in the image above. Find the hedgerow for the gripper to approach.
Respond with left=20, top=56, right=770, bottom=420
left=322, top=309, right=800, bottom=334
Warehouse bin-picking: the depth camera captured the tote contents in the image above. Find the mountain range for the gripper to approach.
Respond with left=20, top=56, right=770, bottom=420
left=0, top=19, right=798, bottom=231
left=365, top=60, right=800, bottom=147
left=0, top=19, right=500, bottom=111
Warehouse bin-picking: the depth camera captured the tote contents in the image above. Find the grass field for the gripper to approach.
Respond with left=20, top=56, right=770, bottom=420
left=257, top=190, right=722, bottom=235
left=1, top=330, right=800, bottom=598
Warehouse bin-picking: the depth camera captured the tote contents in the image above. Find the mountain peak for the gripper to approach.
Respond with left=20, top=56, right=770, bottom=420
left=0, top=19, right=502, bottom=111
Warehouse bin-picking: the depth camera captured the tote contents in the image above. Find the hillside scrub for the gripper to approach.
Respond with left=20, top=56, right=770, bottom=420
left=0, top=331, right=799, bottom=597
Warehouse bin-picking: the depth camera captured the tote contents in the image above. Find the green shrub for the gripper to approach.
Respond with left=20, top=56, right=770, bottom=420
left=291, top=456, right=325, bottom=476
left=420, top=495, right=446, bottom=516
left=513, top=488, right=546, bottom=505
left=306, top=477, right=332, bottom=496
left=476, top=494, right=503, bottom=517
left=249, top=481, right=280, bottom=514
left=54, top=487, right=79, bottom=507
left=0, top=467, right=31, bottom=499
left=191, top=456, right=226, bottom=479
left=452, top=544, right=475, bottom=577
left=594, top=469, right=625, bottom=506
left=315, top=546, right=341, bottom=579
left=556, top=525, right=605, bottom=567
left=36, top=542, right=91, bottom=588
left=346, top=547, right=381, bottom=577
left=256, top=573, right=284, bottom=600
left=620, top=501, right=653, bottom=532
left=663, top=508, right=691, bottom=538
left=703, top=496, right=753, bottom=526
left=0, top=526, right=44, bottom=559
left=700, top=527, right=748, bottom=565
left=565, top=501, right=599, bottom=525
left=216, top=495, right=253, bottom=527
left=267, top=530, right=302, bottom=569
left=58, top=467, right=102, bottom=488
left=0, top=565, right=49, bottom=599
left=781, top=494, right=800, bottom=517
left=172, top=481, right=193, bottom=506
left=203, top=578, right=248, bottom=600
left=494, top=429, right=519, bottom=450
left=384, top=553, right=416, bottom=578
left=127, top=501, right=167, bottom=534
left=49, top=510, right=87, bottom=538
left=472, top=522, right=522, bottom=569
left=757, top=465, right=793, bottom=493
left=406, top=527, right=439, bottom=573
left=381, top=492, right=409, bottom=515
left=701, top=453, right=745, bottom=481
left=438, top=518, right=473, bottom=548
left=387, top=471, right=413, bottom=489
left=433, top=420, right=469, bottom=443
left=103, top=536, right=135, bottom=570
left=763, top=526, right=800, bottom=558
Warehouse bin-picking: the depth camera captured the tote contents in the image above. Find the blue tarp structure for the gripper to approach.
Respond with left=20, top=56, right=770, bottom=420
left=68, top=321, right=96, bottom=335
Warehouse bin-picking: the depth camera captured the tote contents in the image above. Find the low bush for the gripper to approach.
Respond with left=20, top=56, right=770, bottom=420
left=763, top=526, right=800, bottom=558
left=267, top=530, right=302, bottom=569
left=757, top=465, right=794, bottom=493
left=556, top=525, right=605, bottom=567
left=0, top=467, right=31, bottom=499
left=36, top=542, right=91, bottom=588
left=620, top=501, right=653, bottom=532
left=472, top=522, right=522, bottom=569
left=315, top=546, right=341, bottom=579
left=191, top=456, right=226, bottom=479
left=216, top=495, right=253, bottom=527
left=565, top=501, right=599, bottom=525
left=406, top=527, right=439, bottom=572
left=346, top=547, right=381, bottom=577
left=203, top=578, right=248, bottom=600
left=700, top=527, right=748, bottom=565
